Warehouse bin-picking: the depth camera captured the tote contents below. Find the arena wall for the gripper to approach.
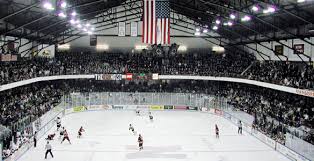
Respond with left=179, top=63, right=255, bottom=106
left=246, top=37, right=314, bottom=61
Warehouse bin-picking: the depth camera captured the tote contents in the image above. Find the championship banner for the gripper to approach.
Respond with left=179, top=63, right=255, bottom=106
left=293, top=44, right=304, bottom=54
left=274, top=45, right=284, bottom=55
left=118, top=22, right=126, bottom=36
left=131, top=22, right=138, bottom=37
left=1, top=54, right=11, bottom=61
left=90, top=35, right=97, bottom=46
left=0, top=143, right=2, bottom=161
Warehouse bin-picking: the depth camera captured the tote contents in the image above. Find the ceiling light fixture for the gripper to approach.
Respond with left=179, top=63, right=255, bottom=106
left=58, top=12, right=67, bottom=18
left=230, top=14, right=236, bottom=19
left=252, top=5, right=259, bottom=12
left=241, top=15, right=251, bottom=22
left=60, top=1, right=67, bottom=8
left=43, top=1, right=54, bottom=10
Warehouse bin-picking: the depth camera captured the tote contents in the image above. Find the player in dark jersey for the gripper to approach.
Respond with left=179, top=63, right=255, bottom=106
left=215, top=124, right=219, bottom=138
left=135, top=109, right=140, bottom=116
left=61, top=129, right=71, bottom=144
left=238, top=120, right=243, bottom=135
left=149, top=112, right=153, bottom=121
left=138, top=134, right=143, bottom=150
left=46, top=133, right=56, bottom=140
left=78, top=126, right=85, bottom=138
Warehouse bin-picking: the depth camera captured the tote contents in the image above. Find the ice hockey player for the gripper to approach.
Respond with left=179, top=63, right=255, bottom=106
left=46, top=133, right=56, bottom=140
left=78, top=126, right=85, bottom=138
left=149, top=112, right=153, bottom=121
left=238, top=120, right=243, bottom=135
left=61, top=129, right=71, bottom=144
left=129, top=124, right=135, bottom=135
left=56, top=117, right=61, bottom=131
left=135, top=109, right=140, bottom=115
left=138, top=134, right=143, bottom=150
left=44, top=141, right=54, bottom=159
left=215, top=124, right=219, bottom=138
left=59, top=127, right=65, bottom=138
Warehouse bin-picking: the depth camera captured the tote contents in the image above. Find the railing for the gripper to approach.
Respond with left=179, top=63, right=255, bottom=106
left=217, top=100, right=314, bottom=161
left=212, top=108, right=313, bottom=161
left=62, top=92, right=313, bottom=161
left=63, top=92, right=213, bottom=108
left=0, top=74, right=313, bottom=98
left=3, top=103, right=65, bottom=161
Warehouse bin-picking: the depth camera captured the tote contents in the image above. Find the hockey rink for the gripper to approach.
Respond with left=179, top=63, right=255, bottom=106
left=17, top=110, right=290, bottom=161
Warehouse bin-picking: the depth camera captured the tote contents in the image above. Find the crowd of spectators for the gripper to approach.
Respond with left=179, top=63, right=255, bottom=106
left=0, top=81, right=65, bottom=155
left=1, top=52, right=313, bottom=89
left=245, top=61, right=314, bottom=89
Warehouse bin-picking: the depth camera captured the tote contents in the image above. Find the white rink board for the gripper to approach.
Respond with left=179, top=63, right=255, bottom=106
left=16, top=111, right=290, bottom=161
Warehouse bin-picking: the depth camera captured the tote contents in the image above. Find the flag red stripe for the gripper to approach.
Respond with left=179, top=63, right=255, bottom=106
left=150, top=0, right=153, bottom=44
left=155, top=19, right=157, bottom=44
left=168, top=19, right=170, bottom=44
left=146, top=0, right=149, bottom=43
left=163, top=19, right=166, bottom=44
left=142, top=0, right=145, bottom=43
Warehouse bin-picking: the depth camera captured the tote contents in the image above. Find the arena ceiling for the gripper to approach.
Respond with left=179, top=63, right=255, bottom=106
left=0, top=0, right=313, bottom=51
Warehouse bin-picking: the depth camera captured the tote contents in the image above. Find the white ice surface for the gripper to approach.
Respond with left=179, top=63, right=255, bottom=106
left=17, top=110, right=290, bottom=161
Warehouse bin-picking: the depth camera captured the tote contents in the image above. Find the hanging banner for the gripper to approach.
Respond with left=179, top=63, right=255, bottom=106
left=293, top=44, right=304, bottom=54
left=274, top=45, right=284, bottom=55
left=0, top=143, right=2, bottom=161
left=131, top=22, right=138, bottom=37
left=90, top=35, right=97, bottom=46
left=118, top=22, right=126, bottom=36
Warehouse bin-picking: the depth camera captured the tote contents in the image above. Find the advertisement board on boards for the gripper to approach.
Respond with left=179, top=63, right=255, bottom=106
left=150, top=105, right=164, bottom=110
left=164, top=105, right=174, bottom=110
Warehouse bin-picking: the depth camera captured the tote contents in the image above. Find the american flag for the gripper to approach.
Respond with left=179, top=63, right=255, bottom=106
left=142, top=0, right=170, bottom=45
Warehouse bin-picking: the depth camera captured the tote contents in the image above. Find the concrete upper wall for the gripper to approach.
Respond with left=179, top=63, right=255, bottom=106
left=65, top=20, right=226, bottom=52
left=245, top=37, right=314, bottom=61
left=61, top=4, right=227, bottom=52
left=0, top=36, right=55, bottom=57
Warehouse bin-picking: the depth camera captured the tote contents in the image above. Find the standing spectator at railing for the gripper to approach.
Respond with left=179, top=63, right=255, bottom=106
left=238, top=120, right=243, bottom=135
left=33, top=131, right=37, bottom=148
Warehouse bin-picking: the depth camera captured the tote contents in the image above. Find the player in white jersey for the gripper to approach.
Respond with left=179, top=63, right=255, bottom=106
left=56, top=117, right=61, bottom=131
left=129, top=124, right=136, bottom=135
